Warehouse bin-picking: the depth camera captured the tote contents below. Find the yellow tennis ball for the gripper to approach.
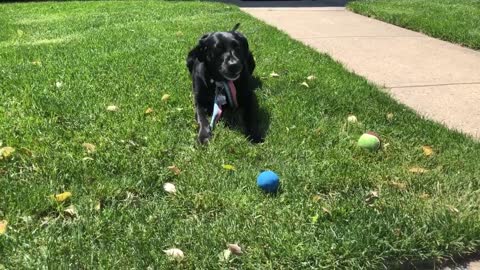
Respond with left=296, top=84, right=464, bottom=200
left=357, top=132, right=381, bottom=151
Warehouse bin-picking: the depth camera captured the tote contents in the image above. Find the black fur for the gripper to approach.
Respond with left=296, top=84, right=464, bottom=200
left=186, top=23, right=261, bottom=144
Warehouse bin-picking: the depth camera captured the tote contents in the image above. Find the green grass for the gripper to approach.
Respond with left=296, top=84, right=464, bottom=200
left=1, top=1, right=480, bottom=269
left=348, top=0, right=480, bottom=50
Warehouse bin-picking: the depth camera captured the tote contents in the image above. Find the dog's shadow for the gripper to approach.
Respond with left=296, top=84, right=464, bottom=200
left=224, top=76, right=270, bottom=143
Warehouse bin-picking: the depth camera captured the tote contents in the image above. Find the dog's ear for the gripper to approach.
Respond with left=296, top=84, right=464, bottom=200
left=231, top=23, right=240, bottom=32
left=233, top=32, right=255, bottom=75
left=186, top=33, right=210, bottom=74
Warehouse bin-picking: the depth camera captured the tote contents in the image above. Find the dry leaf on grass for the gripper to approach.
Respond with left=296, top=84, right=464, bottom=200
left=447, top=205, right=459, bottom=213
left=419, top=193, right=430, bottom=199
left=301, top=82, right=309, bottom=88
left=64, top=205, right=78, bottom=217
left=163, top=182, right=177, bottom=194
left=312, top=195, right=322, bottom=202
left=390, top=181, right=407, bottom=190
left=50, top=191, right=72, bottom=203
left=164, top=248, right=184, bottom=261
left=94, top=201, right=101, bottom=211
left=106, top=105, right=119, bottom=112
left=409, top=167, right=429, bottom=174
left=144, top=108, right=154, bottom=115
left=307, top=75, right=316, bottom=80
left=347, top=115, right=358, bottom=123
left=386, top=113, right=394, bottom=121
left=422, top=146, right=434, bottom=157
left=365, top=191, right=379, bottom=204
left=227, top=244, right=242, bottom=255
left=82, top=143, right=96, bottom=154
left=161, top=94, right=170, bottom=101
left=222, top=164, right=236, bottom=171
left=269, top=71, right=279, bottom=78
left=167, top=165, right=181, bottom=175
left=221, top=249, right=232, bottom=261
left=311, top=214, right=319, bottom=224
left=0, top=220, right=7, bottom=234
left=0, top=146, right=15, bottom=159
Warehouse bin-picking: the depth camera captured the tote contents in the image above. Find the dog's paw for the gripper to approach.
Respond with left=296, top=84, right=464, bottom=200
left=198, top=127, right=212, bottom=144
left=248, top=133, right=264, bottom=144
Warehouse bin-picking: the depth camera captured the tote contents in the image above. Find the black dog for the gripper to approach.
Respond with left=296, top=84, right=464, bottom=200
left=186, top=23, right=262, bottom=144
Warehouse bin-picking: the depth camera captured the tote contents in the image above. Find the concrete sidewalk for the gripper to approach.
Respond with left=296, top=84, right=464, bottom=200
left=239, top=3, right=480, bottom=139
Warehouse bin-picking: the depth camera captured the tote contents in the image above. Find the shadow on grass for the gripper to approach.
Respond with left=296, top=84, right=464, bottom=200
left=222, top=76, right=270, bottom=143
left=391, top=252, right=480, bottom=270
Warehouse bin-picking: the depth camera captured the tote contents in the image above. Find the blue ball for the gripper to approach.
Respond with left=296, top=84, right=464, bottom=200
left=257, top=170, right=280, bottom=193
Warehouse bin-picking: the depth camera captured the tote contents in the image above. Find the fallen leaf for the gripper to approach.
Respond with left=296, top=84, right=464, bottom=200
left=221, top=249, right=232, bottom=261
left=322, top=207, right=331, bottom=215
left=0, top=146, right=15, bottom=159
left=167, top=165, right=181, bottom=175
left=312, top=195, right=321, bottom=202
left=144, top=107, right=154, bottom=115
left=422, top=146, right=434, bottom=157
left=164, top=248, right=184, bottom=261
left=161, top=94, right=170, bottom=101
left=163, top=182, right=177, bottom=194
left=82, top=157, right=94, bottom=161
left=227, top=244, right=242, bottom=255
left=175, top=31, right=183, bottom=37
left=82, top=143, right=96, bottom=154
left=365, top=191, right=379, bottom=203
left=347, top=115, right=358, bottom=123
left=393, top=228, right=401, bottom=237
left=31, top=60, right=42, bottom=66
left=106, top=105, right=119, bottom=112
left=55, top=81, right=63, bottom=88
left=390, top=181, right=407, bottom=190
left=0, top=220, right=7, bottom=234
left=269, top=71, right=279, bottom=78
left=50, top=191, right=72, bottom=203
left=382, top=143, right=391, bottom=150
left=386, top=113, right=394, bottom=121
left=94, top=201, right=101, bottom=211
left=409, top=167, right=429, bottom=174
left=222, top=164, right=236, bottom=171
left=64, top=205, right=78, bottom=217
left=307, top=75, right=316, bottom=81
left=311, top=214, right=319, bottom=224
left=447, top=205, right=459, bottom=213
left=419, top=193, right=430, bottom=199
left=301, top=82, right=309, bottom=88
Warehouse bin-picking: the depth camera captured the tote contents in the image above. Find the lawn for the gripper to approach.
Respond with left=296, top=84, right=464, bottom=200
left=348, top=0, right=480, bottom=50
left=1, top=1, right=480, bottom=269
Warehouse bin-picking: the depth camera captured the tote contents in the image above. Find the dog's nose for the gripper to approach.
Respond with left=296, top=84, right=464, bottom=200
left=227, top=60, right=242, bottom=74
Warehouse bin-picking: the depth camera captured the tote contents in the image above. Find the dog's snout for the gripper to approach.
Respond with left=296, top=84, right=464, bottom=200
left=227, top=54, right=240, bottom=66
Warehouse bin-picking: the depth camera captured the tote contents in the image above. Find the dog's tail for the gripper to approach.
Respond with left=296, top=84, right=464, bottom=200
left=231, top=23, right=240, bottom=32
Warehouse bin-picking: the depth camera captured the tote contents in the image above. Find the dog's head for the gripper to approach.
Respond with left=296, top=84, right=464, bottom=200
left=187, top=24, right=253, bottom=81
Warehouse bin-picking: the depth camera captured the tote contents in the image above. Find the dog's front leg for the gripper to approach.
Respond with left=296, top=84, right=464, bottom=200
left=196, top=105, right=211, bottom=144
left=243, top=92, right=263, bottom=143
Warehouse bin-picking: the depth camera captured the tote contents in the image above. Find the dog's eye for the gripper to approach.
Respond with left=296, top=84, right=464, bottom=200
left=216, top=44, right=225, bottom=51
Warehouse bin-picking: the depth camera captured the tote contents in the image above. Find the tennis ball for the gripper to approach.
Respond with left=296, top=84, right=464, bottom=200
left=357, top=131, right=381, bottom=151
left=257, top=170, right=280, bottom=193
